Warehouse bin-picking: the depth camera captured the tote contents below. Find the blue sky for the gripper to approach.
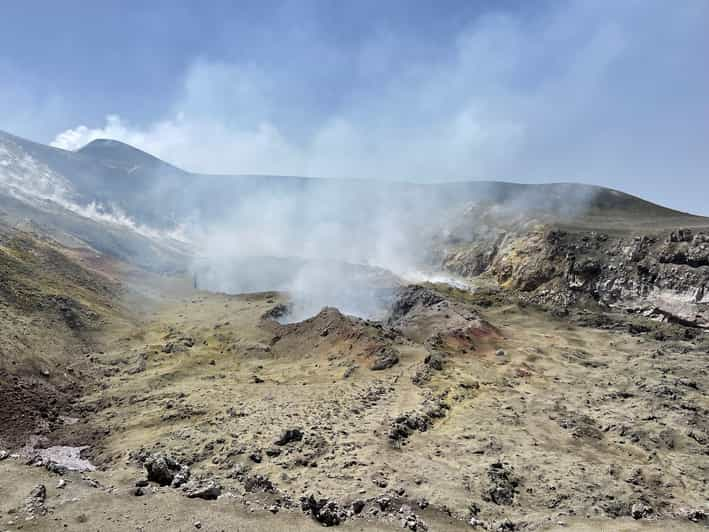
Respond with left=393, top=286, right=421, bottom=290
left=1, top=0, right=708, bottom=213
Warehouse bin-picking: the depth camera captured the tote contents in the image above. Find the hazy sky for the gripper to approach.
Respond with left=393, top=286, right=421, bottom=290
left=1, top=0, right=708, bottom=214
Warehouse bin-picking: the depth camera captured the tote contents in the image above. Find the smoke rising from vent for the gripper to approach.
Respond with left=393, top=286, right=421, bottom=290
left=189, top=182, right=450, bottom=321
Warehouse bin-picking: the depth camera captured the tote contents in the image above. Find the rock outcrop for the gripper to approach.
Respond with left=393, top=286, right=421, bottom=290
left=441, top=224, right=709, bottom=328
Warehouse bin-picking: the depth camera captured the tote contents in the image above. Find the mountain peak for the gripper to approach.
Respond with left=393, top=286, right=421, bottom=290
left=79, top=138, right=158, bottom=160
left=76, top=138, right=183, bottom=175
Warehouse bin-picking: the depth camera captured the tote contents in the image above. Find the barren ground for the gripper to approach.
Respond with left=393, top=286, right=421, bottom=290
left=1, top=225, right=707, bottom=531
left=3, top=277, right=707, bottom=531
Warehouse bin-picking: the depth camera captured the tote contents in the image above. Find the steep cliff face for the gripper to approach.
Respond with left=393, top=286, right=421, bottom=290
left=441, top=223, right=709, bottom=328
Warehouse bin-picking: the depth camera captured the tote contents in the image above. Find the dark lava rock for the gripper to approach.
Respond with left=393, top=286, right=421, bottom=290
left=162, top=341, right=188, bottom=354
left=684, top=509, right=707, bottom=522
left=183, top=479, right=222, bottom=500
left=483, top=462, right=519, bottom=506
left=144, top=453, right=191, bottom=487
left=301, top=494, right=342, bottom=526
left=275, top=428, right=304, bottom=446
left=494, top=519, right=518, bottom=531
left=388, top=399, right=449, bottom=445
left=424, top=352, right=444, bottom=370
left=376, top=496, right=391, bottom=511
left=371, top=347, right=399, bottom=370
left=265, top=447, right=282, bottom=457
left=45, top=461, right=68, bottom=475
left=412, top=365, right=433, bottom=386
left=243, top=474, right=276, bottom=493
left=631, top=503, right=653, bottom=520
left=402, top=512, right=428, bottom=531
left=351, top=500, right=365, bottom=514
left=389, top=286, right=444, bottom=320
left=249, top=451, right=263, bottom=463
left=29, top=484, right=46, bottom=502
left=262, top=304, right=291, bottom=321
left=24, top=484, right=47, bottom=515
left=389, top=412, right=430, bottom=444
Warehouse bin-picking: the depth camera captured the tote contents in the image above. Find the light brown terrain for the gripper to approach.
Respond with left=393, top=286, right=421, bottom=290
left=1, top=220, right=707, bottom=532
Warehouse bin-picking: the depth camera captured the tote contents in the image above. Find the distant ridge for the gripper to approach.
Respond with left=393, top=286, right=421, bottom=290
left=1, top=128, right=707, bottom=222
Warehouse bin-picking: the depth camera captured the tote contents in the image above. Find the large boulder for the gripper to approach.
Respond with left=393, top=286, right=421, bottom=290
left=183, top=479, right=222, bottom=500
left=144, top=453, right=190, bottom=487
left=275, top=428, right=304, bottom=446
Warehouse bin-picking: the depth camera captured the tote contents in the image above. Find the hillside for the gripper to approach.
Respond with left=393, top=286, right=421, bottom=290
left=0, top=222, right=132, bottom=448
left=1, top=130, right=708, bottom=531
left=3, top=130, right=705, bottom=232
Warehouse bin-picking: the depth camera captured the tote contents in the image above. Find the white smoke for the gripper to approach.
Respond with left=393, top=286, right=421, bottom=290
left=28, top=0, right=709, bottom=318
left=0, top=135, right=188, bottom=243
left=184, top=177, right=461, bottom=320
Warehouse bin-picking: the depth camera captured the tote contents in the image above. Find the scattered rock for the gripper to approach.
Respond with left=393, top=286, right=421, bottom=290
left=376, top=496, right=391, bottom=511
left=275, top=428, right=304, bottom=446
left=679, top=509, right=707, bottom=522
left=388, top=399, right=449, bottom=445
left=126, top=352, right=148, bottom=374
left=494, top=519, right=518, bottom=531
left=389, top=412, right=430, bottom=444
left=249, top=452, right=263, bottom=463
left=29, top=484, right=46, bottom=502
left=370, top=347, right=399, bottom=370
left=351, top=500, right=365, bottom=514
left=301, top=495, right=343, bottom=526
left=424, top=351, right=444, bottom=370
left=24, top=484, right=47, bottom=516
left=412, top=365, right=433, bottom=385
left=631, top=503, right=653, bottom=520
left=483, top=462, right=519, bottom=506
left=243, top=474, right=276, bottom=493
left=402, top=512, right=428, bottom=531
left=265, top=446, right=282, bottom=457
left=183, top=479, right=222, bottom=500
left=144, top=453, right=191, bottom=487
left=162, top=341, right=187, bottom=354
left=262, top=304, right=291, bottom=321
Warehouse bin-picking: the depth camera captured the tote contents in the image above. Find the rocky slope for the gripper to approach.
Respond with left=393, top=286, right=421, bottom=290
left=0, top=222, right=132, bottom=450
left=438, top=202, right=709, bottom=329
left=3, top=279, right=705, bottom=531
left=1, top=129, right=707, bottom=531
